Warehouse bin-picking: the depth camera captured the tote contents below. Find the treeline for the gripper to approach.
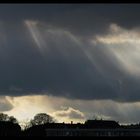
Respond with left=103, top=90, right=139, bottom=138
left=0, top=112, right=56, bottom=136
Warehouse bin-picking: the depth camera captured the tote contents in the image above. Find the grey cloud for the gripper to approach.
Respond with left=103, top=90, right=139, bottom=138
left=53, top=107, right=85, bottom=119
left=0, top=21, right=137, bottom=102
left=0, top=4, right=140, bottom=37
left=0, top=96, right=13, bottom=111
left=0, top=23, right=115, bottom=98
left=90, top=101, right=140, bottom=124
left=52, top=98, right=140, bottom=124
left=0, top=5, right=140, bottom=102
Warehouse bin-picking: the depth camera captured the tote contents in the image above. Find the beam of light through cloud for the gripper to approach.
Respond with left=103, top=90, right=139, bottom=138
left=24, top=20, right=124, bottom=85
left=93, top=23, right=140, bottom=77
left=1, top=19, right=140, bottom=102
left=24, top=19, right=83, bottom=58
left=12, top=20, right=140, bottom=102
left=24, top=20, right=47, bottom=56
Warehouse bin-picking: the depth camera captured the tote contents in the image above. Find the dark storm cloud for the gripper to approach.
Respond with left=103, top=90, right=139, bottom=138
left=0, top=4, right=140, bottom=37
left=0, top=4, right=140, bottom=102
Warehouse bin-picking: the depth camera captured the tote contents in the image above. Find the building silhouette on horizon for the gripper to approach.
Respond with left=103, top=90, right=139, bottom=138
left=23, top=120, right=140, bottom=136
left=1, top=119, right=140, bottom=136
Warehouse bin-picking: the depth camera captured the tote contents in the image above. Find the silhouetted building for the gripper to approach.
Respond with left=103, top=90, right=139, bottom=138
left=85, top=120, right=120, bottom=129
left=45, top=128, right=140, bottom=136
left=23, top=120, right=140, bottom=136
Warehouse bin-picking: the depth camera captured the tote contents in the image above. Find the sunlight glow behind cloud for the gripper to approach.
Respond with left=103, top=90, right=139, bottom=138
left=94, top=24, right=140, bottom=76
left=3, top=95, right=140, bottom=124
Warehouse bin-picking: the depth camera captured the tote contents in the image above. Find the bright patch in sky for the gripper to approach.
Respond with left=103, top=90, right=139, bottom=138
left=94, top=24, right=140, bottom=76
left=3, top=95, right=140, bottom=124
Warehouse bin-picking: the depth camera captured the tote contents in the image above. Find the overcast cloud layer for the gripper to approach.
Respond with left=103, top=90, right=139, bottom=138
left=0, top=4, right=140, bottom=103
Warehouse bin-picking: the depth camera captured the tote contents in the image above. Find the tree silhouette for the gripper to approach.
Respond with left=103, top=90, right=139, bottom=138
left=0, top=113, right=21, bottom=136
left=9, top=116, right=18, bottom=123
left=0, top=113, right=18, bottom=123
left=0, top=113, right=9, bottom=121
left=30, top=113, right=55, bottom=126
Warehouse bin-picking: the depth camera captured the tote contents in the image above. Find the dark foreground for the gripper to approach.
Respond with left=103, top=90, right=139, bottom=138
left=1, top=120, right=140, bottom=136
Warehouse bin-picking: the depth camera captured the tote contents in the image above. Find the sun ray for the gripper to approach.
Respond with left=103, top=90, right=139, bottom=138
left=24, top=20, right=46, bottom=55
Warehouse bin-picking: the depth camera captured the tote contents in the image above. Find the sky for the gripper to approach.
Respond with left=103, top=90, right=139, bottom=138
left=1, top=4, right=140, bottom=124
